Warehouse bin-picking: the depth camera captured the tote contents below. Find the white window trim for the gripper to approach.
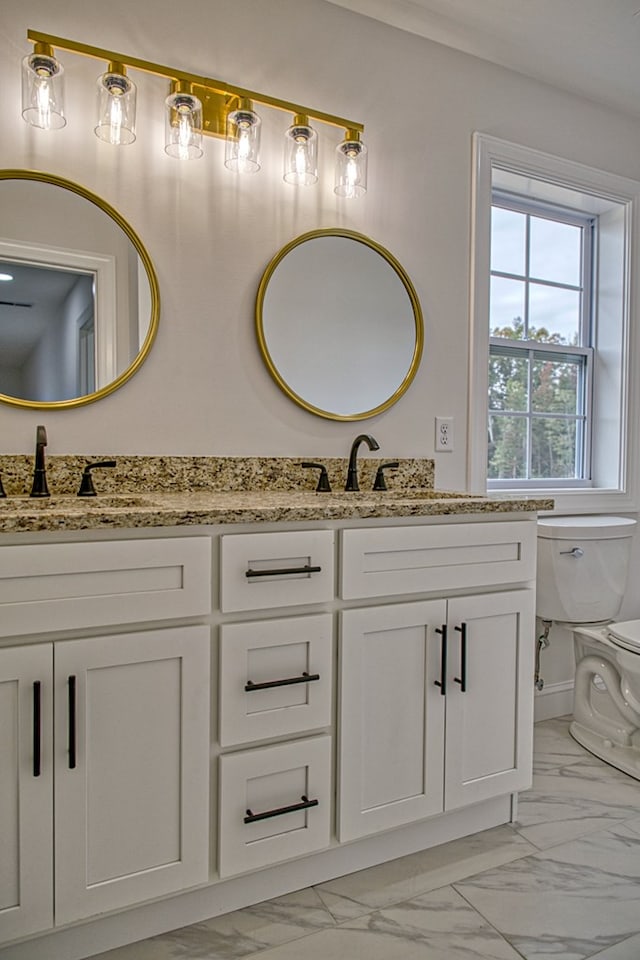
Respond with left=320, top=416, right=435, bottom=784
left=469, top=133, right=640, bottom=514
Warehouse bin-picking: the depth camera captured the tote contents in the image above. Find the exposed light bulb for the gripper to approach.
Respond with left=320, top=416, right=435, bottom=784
left=295, top=142, right=307, bottom=176
left=96, top=69, right=136, bottom=145
left=108, top=92, right=123, bottom=143
left=225, top=103, right=261, bottom=173
left=283, top=117, right=318, bottom=186
left=237, top=121, right=252, bottom=162
left=177, top=108, right=194, bottom=159
left=22, top=48, right=66, bottom=130
left=334, top=135, right=367, bottom=198
left=35, top=74, right=52, bottom=127
left=164, top=87, right=203, bottom=159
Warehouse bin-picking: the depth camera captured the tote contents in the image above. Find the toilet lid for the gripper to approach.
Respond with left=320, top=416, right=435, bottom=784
left=607, top=620, right=640, bottom=653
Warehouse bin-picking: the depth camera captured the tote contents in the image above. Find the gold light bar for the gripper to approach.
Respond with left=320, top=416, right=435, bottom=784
left=27, top=30, right=364, bottom=141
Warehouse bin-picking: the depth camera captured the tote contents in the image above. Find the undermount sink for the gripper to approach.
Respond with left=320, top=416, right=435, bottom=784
left=0, top=495, right=159, bottom=510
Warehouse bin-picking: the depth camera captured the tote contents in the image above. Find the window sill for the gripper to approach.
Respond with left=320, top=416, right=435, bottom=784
left=488, top=486, right=638, bottom=515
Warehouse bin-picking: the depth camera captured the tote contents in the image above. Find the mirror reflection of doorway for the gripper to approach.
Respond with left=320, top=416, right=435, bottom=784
left=0, top=261, right=95, bottom=402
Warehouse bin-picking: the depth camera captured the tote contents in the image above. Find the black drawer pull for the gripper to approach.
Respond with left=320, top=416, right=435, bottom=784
left=454, top=622, right=468, bottom=692
left=33, top=681, right=41, bottom=778
left=434, top=624, right=447, bottom=696
left=245, top=671, right=320, bottom=692
left=244, top=794, right=319, bottom=824
left=68, top=675, right=77, bottom=770
left=245, top=564, right=321, bottom=579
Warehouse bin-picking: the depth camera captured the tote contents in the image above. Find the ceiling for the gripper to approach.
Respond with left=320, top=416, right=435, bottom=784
left=323, top=0, right=640, bottom=120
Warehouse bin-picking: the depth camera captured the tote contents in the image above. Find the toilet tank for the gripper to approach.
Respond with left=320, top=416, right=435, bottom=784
left=537, top=516, right=636, bottom=623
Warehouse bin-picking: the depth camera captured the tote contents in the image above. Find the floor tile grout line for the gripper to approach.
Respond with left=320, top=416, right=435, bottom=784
left=451, top=885, right=530, bottom=960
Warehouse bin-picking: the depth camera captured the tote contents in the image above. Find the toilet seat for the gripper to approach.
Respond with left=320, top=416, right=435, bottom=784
left=607, top=619, right=640, bottom=654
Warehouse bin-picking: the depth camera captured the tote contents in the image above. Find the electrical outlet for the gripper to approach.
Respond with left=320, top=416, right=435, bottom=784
left=435, top=417, right=454, bottom=452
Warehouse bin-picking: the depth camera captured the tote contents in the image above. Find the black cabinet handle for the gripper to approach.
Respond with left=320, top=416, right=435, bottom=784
left=68, top=675, right=77, bottom=769
left=245, top=671, right=320, bottom=692
left=454, top=623, right=468, bottom=692
left=33, top=681, right=41, bottom=778
left=245, top=564, right=321, bottom=578
left=244, top=794, right=319, bottom=824
left=434, top=625, right=447, bottom=696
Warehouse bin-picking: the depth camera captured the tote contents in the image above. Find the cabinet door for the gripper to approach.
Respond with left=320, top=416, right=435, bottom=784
left=54, top=626, right=210, bottom=926
left=338, top=600, right=447, bottom=842
left=0, top=644, right=53, bottom=942
left=444, top=589, right=535, bottom=810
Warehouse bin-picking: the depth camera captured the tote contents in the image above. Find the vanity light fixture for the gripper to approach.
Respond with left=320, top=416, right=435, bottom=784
left=95, top=62, right=137, bottom=145
left=164, top=81, right=203, bottom=159
left=21, top=41, right=66, bottom=130
left=283, top=115, right=318, bottom=186
left=335, top=131, right=368, bottom=199
left=224, top=98, right=261, bottom=173
left=22, top=30, right=367, bottom=197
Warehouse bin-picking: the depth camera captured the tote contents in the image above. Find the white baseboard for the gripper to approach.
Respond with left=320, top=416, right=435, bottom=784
left=534, top=679, right=574, bottom=722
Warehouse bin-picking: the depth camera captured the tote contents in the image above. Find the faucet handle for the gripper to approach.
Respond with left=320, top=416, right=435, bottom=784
left=300, top=462, right=332, bottom=493
left=77, top=460, right=117, bottom=497
left=373, top=461, right=400, bottom=491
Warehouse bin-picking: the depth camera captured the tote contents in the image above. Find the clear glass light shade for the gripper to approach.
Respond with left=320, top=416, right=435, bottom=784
left=95, top=71, right=137, bottom=145
left=283, top=120, right=318, bottom=186
left=164, top=90, right=203, bottom=159
left=334, top=138, right=368, bottom=198
left=225, top=107, right=261, bottom=173
left=21, top=52, right=66, bottom=130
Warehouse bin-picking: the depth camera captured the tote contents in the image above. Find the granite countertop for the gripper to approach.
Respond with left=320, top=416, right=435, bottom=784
left=0, top=455, right=554, bottom=533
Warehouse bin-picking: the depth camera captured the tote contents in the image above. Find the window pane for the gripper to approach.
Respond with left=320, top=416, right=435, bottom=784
left=491, top=207, right=526, bottom=276
left=529, top=216, right=582, bottom=286
left=531, top=417, right=579, bottom=479
left=488, top=415, right=527, bottom=479
left=531, top=356, right=581, bottom=414
left=490, top=276, right=525, bottom=337
left=529, top=283, right=580, bottom=344
left=489, top=352, right=528, bottom=412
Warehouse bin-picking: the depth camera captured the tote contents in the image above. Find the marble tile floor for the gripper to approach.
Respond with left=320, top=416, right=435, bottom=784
left=96, top=717, right=640, bottom=960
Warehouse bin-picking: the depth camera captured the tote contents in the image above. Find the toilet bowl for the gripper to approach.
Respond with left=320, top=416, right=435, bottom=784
left=570, top=621, right=640, bottom=778
left=537, top=516, right=639, bottom=779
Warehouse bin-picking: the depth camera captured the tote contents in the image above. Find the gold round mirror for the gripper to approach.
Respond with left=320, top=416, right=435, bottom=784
left=0, top=170, right=159, bottom=408
left=256, top=229, right=423, bottom=421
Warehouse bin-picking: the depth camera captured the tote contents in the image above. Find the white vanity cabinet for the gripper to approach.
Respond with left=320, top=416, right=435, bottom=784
left=0, top=538, right=212, bottom=944
left=0, top=513, right=539, bottom=960
left=338, top=589, right=535, bottom=841
left=338, top=520, right=536, bottom=842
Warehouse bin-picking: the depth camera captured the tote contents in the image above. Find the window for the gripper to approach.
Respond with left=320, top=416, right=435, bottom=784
left=470, top=134, right=640, bottom=512
left=489, top=197, right=593, bottom=486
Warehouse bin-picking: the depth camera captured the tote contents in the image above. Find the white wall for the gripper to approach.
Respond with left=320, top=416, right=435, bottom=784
left=3, top=1, right=640, bottom=679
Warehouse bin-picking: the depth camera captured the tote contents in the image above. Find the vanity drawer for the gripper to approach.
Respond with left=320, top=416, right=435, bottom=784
left=218, top=735, right=331, bottom=877
left=220, top=530, right=334, bottom=612
left=340, top=520, right=536, bottom=599
left=219, top=614, right=332, bottom=746
left=0, top=537, right=212, bottom=637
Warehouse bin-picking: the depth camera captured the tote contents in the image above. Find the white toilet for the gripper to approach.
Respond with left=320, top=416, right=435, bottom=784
left=537, top=515, right=640, bottom=779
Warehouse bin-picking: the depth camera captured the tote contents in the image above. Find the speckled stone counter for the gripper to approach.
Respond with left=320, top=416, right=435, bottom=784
left=0, top=456, right=553, bottom=533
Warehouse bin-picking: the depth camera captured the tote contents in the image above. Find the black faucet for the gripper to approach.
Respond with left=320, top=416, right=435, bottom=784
left=29, top=425, right=50, bottom=498
left=345, top=433, right=380, bottom=491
